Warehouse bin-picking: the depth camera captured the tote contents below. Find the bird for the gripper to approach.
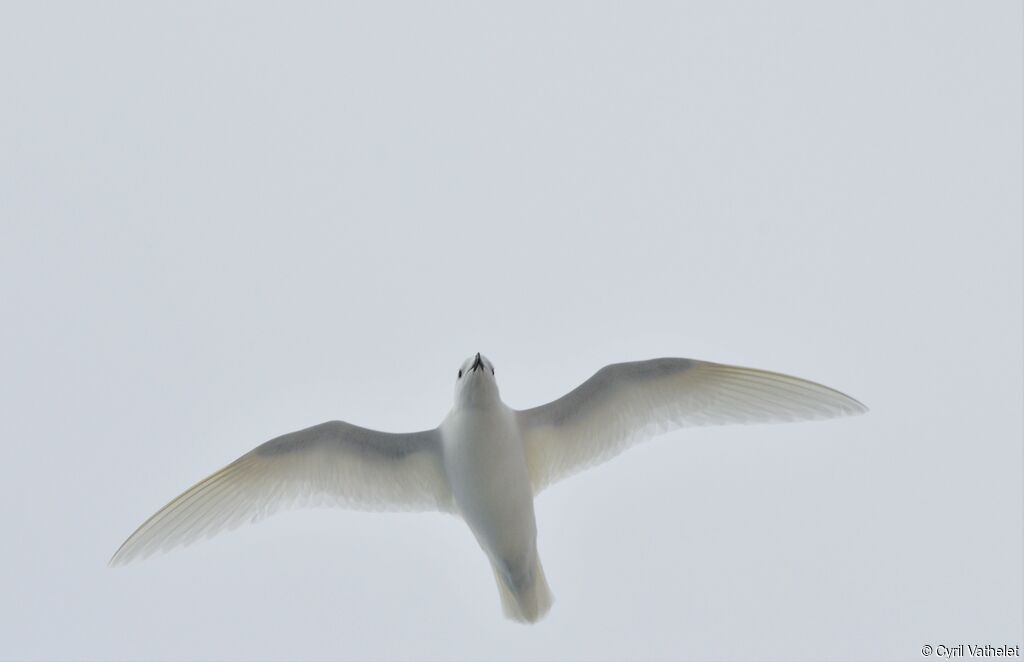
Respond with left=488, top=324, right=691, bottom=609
left=111, top=353, right=866, bottom=623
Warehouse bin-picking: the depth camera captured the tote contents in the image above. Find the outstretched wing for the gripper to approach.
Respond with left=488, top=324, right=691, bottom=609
left=517, top=359, right=866, bottom=494
left=111, top=421, right=451, bottom=566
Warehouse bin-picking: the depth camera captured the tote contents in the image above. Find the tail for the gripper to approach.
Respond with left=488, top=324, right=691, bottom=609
left=491, top=555, right=554, bottom=624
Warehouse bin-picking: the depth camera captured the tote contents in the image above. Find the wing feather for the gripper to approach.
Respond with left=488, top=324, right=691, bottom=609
left=517, top=359, right=866, bottom=493
left=111, top=421, right=451, bottom=565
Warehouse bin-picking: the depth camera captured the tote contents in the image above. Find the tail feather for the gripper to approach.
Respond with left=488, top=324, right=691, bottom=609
left=491, top=555, right=553, bottom=624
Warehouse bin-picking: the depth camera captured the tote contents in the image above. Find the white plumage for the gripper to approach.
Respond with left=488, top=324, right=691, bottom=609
left=111, top=354, right=866, bottom=623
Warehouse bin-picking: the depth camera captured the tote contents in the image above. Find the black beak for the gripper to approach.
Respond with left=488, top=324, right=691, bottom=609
left=470, top=352, right=483, bottom=372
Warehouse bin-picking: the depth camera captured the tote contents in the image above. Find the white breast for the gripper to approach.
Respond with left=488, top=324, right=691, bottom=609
left=440, top=404, right=537, bottom=563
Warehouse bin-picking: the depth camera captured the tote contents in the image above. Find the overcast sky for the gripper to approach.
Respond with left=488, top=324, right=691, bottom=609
left=1, top=2, right=1020, bottom=661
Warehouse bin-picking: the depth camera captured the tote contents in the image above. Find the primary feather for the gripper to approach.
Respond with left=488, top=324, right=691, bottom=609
left=518, top=359, right=866, bottom=493
left=110, top=421, right=451, bottom=566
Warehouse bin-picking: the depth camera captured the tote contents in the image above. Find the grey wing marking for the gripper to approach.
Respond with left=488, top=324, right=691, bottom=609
left=111, top=421, right=452, bottom=566
left=517, top=358, right=866, bottom=493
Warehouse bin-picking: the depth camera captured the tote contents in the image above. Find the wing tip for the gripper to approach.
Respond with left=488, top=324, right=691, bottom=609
left=836, top=392, right=869, bottom=417
left=108, top=543, right=140, bottom=568
left=108, top=553, right=129, bottom=568
left=108, top=539, right=129, bottom=567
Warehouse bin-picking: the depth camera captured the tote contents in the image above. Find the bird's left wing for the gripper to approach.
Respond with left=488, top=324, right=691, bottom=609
left=111, top=421, right=451, bottom=566
left=517, top=358, right=866, bottom=494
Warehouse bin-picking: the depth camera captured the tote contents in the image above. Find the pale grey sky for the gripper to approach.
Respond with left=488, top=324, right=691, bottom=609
left=1, top=2, right=1020, bottom=661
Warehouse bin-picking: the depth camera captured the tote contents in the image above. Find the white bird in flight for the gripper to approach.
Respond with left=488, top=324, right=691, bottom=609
left=112, top=354, right=866, bottom=623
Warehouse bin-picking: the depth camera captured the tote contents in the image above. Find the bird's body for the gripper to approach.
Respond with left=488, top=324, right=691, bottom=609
left=444, top=402, right=535, bottom=574
left=111, top=353, right=866, bottom=623
left=440, top=364, right=550, bottom=620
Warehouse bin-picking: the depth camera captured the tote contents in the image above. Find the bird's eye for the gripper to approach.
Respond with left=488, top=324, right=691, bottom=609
left=458, top=369, right=463, bottom=379
left=491, top=368, right=495, bottom=375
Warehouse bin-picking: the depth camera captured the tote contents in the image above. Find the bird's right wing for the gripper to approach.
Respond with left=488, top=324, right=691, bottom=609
left=517, top=358, right=866, bottom=494
left=111, top=421, right=452, bottom=566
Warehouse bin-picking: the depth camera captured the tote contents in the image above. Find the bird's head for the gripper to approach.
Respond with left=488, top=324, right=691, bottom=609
left=453, top=352, right=500, bottom=408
